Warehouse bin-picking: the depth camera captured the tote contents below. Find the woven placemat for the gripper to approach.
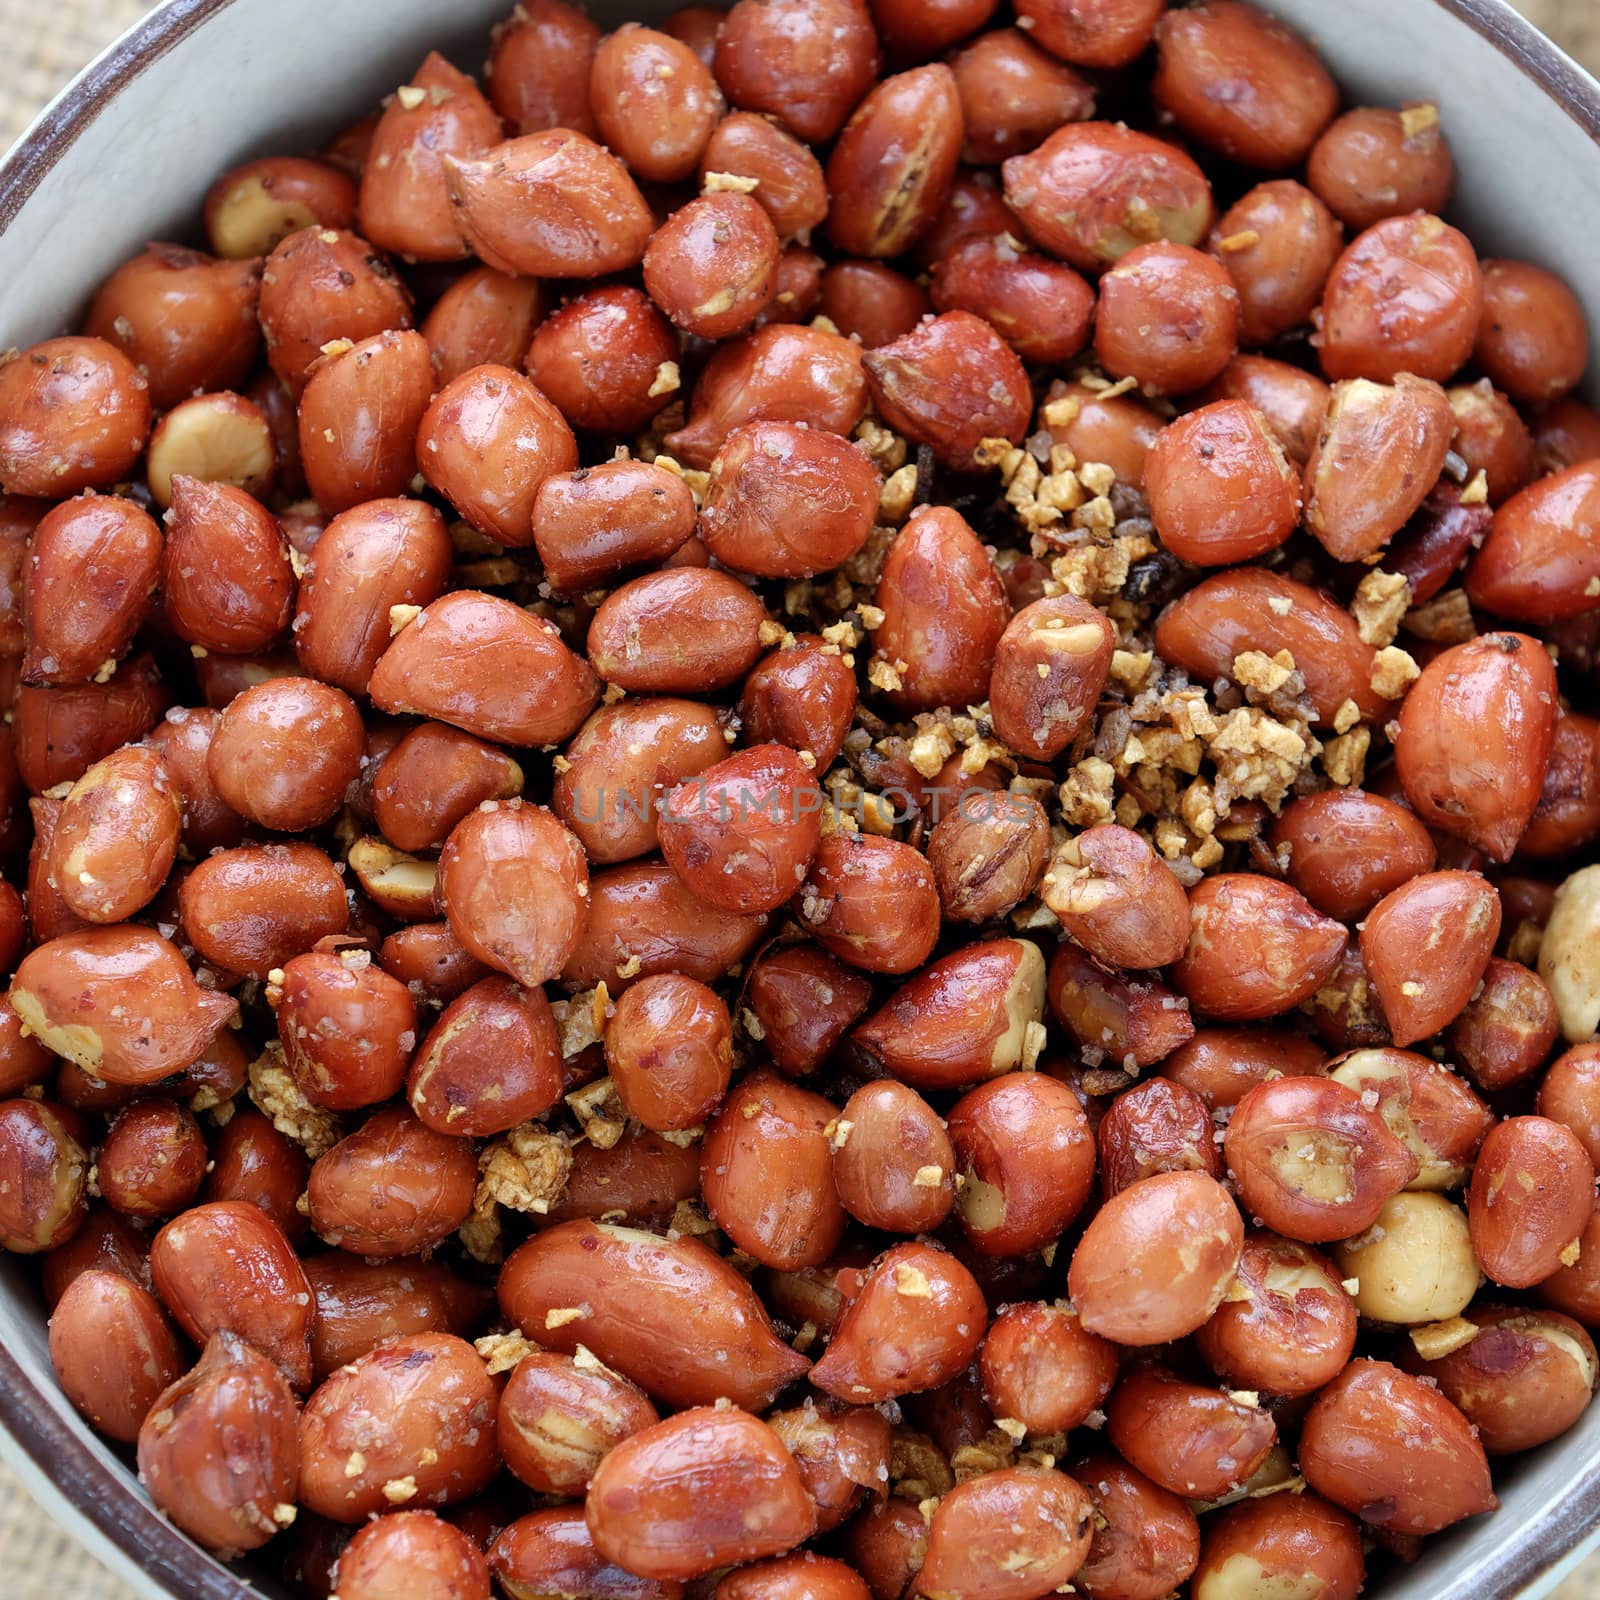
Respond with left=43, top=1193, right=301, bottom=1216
left=1, top=1, right=1599, bottom=1597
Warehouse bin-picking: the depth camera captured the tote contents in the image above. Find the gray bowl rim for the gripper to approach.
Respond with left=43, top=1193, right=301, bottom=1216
left=2, top=0, right=1600, bottom=1597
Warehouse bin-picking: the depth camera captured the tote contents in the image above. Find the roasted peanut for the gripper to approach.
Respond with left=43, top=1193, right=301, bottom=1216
left=534, top=459, right=697, bottom=595
left=333, top=1510, right=491, bottom=1600
left=917, top=1468, right=1093, bottom=1600
left=0, top=1099, right=88, bottom=1253
left=1046, top=941, right=1195, bottom=1069
left=980, top=1302, right=1118, bottom=1436
left=96, top=1099, right=206, bottom=1220
left=1191, top=1492, right=1364, bottom=1600
left=423, top=267, right=544, bottom=388
left=645, top=192, right=780, bottom=340
left=798, top=835, right=941, bottom=975
left=525, top=285, right=680, bottom=436
left=179, top=843, right=349, bottom=977
left=748, top=943, right=874, bottom=1079
left=499, top=1347, right=658, bottom=1495
left=1469, top=1116, right=1594, bottom=1289
left=1105, top=1367, right=1276, bottom=1502
left=588, top=568, right=770, bottom=695
left=49, top=1268, right=183, bottom=1443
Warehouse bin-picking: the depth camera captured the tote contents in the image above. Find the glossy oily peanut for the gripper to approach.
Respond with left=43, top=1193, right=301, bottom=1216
left=1207, top=354, right=1329, bottom=463
left=833, top=1081, right=955, bottom=1234
left=408, top=975, right=561, bottom=1136
left=1145, top=401, right=1299, bottom=565
left=928, top=791, right=1050, bottom=925
left=1153, top=568, right=1382, bottom=728
left=1447, top=378, right=1534, bottom=502
left=586, top=1407, right=814, bottom=1581
left=554, top=698, right=726, bottom=865
left=768, top=1404, right=891, bottom=1540
left=739, top=637, right=859, bottom=775
left=948, top=1071, right=1095, bottom=1256
left=1470, top=1116, right=1595, bottom=1289
left=592, top=25, right=721, bottom=184
left=358, top=53, right=501, bottom=261
left=437, top=802, right=588, bottom=989
left=1153, top=1, right=1336, bottom=169
left=826, top=66, right=962, bottom=259
left=1095, top=242, right=1240, bottom=396
left=718, top=1554, right=869, bottom=1600
left=423, top=267, right=544, bottom=387
left=308, top=1107, right=476, bottom=1261
left=1071, top=1452, right=1199, bottom=1600
left=854, top=940, right=1045, bottom=1093
left=701, top=423, right=879, bottom=579
left=0, top=337, right=151, bottom=497
left=1299, top=1359, right=1495, bottom=1535
left=1174, top=875, right=1347, bottom=1023
left=930, top=237, right=1094, bottom=366
left=0, top=1100, right=88, bottom=1253
left=1309, top=103, right=1456, bottom=232
left=84, top=243, right=262, bottom=410
left=589, top=568, right=770, bottom=694
left=1447, top=957, right=1559, bottom=1091
left=1069, top=1170, right=1242, bottom=1346
left=499, top=1348, right=658, bottom=1496
left=417, top=364, right=577, bottom=546
left=39, top=1204, right=150, bottom=1307
left=299, top=1333, right=499, bottom=1522
left=1468, top=462, right=1600, bottom=622
left=96, top=1100, right=206, bottom=1219
left=863, top=312, right=1030, bottom=468
left=161, top=477, right=294, bottom=654
left=151, top=1201, right=312, bottom=1389
left=1195, top=1232, right=1356, bottom=1397
left=665, top=323, right=867, bottom=469
left=48, top=745, right=180, bottom=923
left=1096, top=1076, right=1221, bottom=1196
left=1399, top=633, right=1558, bottom=863
left=380, top=920, right=488, bottom=1008
left=1303, top=373, right=1455, bottom=562
left=1360, top=871, right=1502, bottom=1047
left=872, top=508, right=1009, bottom=716
left=747, top=943, right=874, bottom=1079
left=487, top=0, right=601, bottom=136
left=333, top=1511, right=491, bottom=1600
left=294, top=498, right=452, bottom=696
left=11, top=927, right=236, bottom=1083
left=949, top=28, right=1093, bottom=166
left=525, top=285, right=679, bottom=436
left=1192, top=1494, right=1364, bottom=1600
left=1210, top=180, right=1343, bottom=347
left=136, top=1332, right=300, bottom=1557
left=297, top=329, right=433, bottom=513
left=1002, top=122, right=1213, bottom=272
left=208, top=677, right=364, bottom=832
left=257, top=227, right=411, bottom=394
left=305, top=1254, right=490, bottom=1384
left=49, top=1269, right=183, bottom=1443
left=1401, top=1306, right=1599, bottom=1457
left=204, top=155, right=356, bottom=258
left=988, top=597, right=1112, bottom=761
left=276, top=949, right=417, bottom=1111
left=1319, top=214, right=1483, bottom=384
left=443, top=131, right=654, bottom=278
left=1046, top=943, right=1195, bottom=1069
left=534, top=460, right=697, bottom=595
left=373, top=722, right=524, bottom=854
left=1541, top=1045, right=1600, bottom=1170
left=491, top=1511, right=684, bottom=1600
left=701, top=113, right=828, bottom=240
left=712, top=0, right=880, bottom=144
left=658, top=744, right=821, bottom=915
left=1105, top=1368, right=1276, bottom=1502
left=644, top=192, right=779, bottom=339
left=23, top=494, right=160, bottom=687
left=500, top=1221, right=810, bottom=1411
left=820, top=260, right=930, bottom=350
left=979, top=1303, right=1117, bottom=1437
left=799, top=835, right=941, bottom=975
left=605, top=973, right=733, bottom=1133
left=702, top=1070, right=846, bottom=1269
left=564, top=861, right=768, bottom=993
left=1476, top=257, right=1590, bottom=406
left=201, top=1112, right=309, bottom=1244
left=179, top=842, right=348, bottom=977
left=1225, top=1075, right=1419, bottom=1242
left=372, top=591, right=599, bottom=748
left=1270, top=788, right=1437, bottom=923
left=917, top=1469, right=1093, bottom=1600
left=1042, top=825, right=1188, bottom=970
left=809, top=1241, right=986, bottom=1404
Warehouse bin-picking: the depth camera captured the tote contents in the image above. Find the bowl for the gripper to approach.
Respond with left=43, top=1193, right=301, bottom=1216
left=2, top=1, right=1599, bottom=1596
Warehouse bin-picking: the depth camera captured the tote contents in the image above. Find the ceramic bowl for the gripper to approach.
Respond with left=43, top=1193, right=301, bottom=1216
left=1, top=1, right=1598, bottom=1596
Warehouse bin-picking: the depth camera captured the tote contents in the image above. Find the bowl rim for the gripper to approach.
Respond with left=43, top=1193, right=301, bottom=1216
left=3, top=1, right=1600, bottom=1599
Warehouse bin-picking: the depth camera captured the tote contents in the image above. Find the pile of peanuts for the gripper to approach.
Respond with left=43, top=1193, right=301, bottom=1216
left=4, top=0, right=1600, bottom=1595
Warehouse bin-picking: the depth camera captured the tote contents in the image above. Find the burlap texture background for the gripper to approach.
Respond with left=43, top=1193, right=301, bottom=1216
left=0, top=0, right=1597, bottom=1595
